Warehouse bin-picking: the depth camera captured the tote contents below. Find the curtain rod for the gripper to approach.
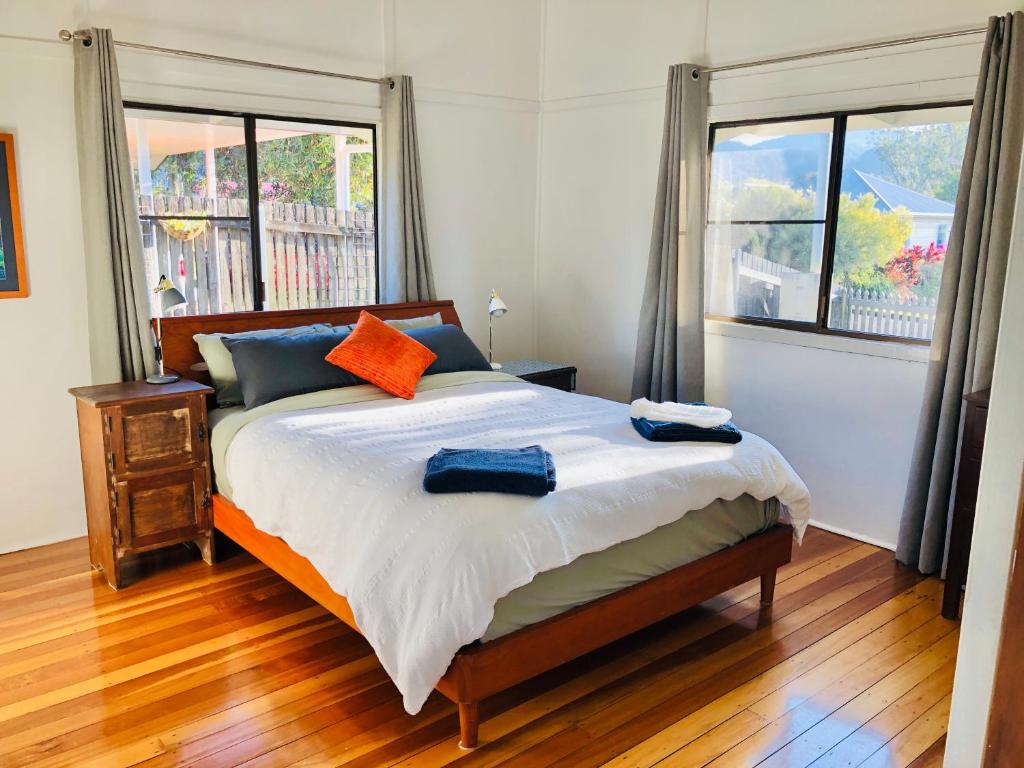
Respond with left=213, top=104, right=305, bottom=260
left=705, top=25, right=988, bottom=76
left=57, top=29, right=394, bottom=88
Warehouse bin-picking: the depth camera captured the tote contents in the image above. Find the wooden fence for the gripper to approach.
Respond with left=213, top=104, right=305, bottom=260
left=830, top=287, right=938, bottom=340
left=138, top=194, right=375, bottom=316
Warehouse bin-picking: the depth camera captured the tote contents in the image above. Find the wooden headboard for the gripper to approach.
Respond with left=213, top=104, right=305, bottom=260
left=157, top=299, right=462, bottom=385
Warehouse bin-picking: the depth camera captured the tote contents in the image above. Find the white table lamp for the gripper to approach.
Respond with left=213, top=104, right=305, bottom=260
left=148, top=275, right=187, bottom=385
left=488, top=289, right=509, bottom=370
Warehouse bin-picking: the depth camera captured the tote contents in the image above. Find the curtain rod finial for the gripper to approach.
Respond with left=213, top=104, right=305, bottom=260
left=58, top=28, right=93, bottom=46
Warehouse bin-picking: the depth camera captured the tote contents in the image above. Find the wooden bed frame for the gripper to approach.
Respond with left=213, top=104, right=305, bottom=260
left=158, top=299, right=794, bottom=749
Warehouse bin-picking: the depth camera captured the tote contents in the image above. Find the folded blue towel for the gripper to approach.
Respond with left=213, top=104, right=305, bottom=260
left=424, top=446, right=557, bottom=496
left=631, top=417, right=742, bottom=444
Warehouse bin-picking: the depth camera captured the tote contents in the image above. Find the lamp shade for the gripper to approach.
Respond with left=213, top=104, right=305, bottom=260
left=488, top=289, right=508, bottom=317
left=154, top=275, right=187, bottom=314
left=159, top=285, right=187, bottom=313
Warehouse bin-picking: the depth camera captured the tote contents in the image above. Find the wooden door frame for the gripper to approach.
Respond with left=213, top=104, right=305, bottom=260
left=983, top=465, right=1024, bottom=766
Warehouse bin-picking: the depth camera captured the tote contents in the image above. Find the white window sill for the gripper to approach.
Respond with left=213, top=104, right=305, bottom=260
left=705, top=318, right=932, bottom=364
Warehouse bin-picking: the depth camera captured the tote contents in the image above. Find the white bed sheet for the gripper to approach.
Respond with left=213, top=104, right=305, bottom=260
left=222, top=373, right=811, bottom=713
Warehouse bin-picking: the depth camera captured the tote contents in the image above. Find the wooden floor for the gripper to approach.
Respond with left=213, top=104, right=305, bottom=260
left=0, top=528, right=955, bottom=767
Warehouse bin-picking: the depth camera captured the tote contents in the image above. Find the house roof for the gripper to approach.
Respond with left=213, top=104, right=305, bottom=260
left=842, top=170, right=955, bottom=216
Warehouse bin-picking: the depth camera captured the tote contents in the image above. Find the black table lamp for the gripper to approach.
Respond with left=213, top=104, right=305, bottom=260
left=148, top=275, right=187, bottom=384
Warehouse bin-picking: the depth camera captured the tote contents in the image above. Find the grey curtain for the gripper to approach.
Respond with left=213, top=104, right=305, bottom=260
left=380, top=75, right=436, bottom=303
left=897, top=12, right=1024, bottom=574
left=74, top=28, right=155, bottom=382
left=631, top=64, right=708, bottom=403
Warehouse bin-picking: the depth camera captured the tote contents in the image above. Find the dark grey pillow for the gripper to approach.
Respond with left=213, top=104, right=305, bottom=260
left=225, top=324, right=490, bottom=410
left=224, top=329, right=364, bottom=409
left=406, top=325, right=491, bottom=375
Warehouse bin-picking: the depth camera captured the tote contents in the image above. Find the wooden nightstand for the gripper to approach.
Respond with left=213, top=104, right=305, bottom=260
left=69, top=379, right=215, bottom=589
left=941, top=388, right=989, bottom=619
left=501, top=360, right=577, bottom=392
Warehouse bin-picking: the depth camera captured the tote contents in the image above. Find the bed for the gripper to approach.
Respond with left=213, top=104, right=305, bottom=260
left=159, top=299, right=810, bottom=748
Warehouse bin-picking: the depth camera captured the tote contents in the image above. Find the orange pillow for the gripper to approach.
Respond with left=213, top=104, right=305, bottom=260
left=325, top=311, right=438, bottom=399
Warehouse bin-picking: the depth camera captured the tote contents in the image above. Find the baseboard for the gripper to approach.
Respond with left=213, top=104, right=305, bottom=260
left=809, top=519, right=896, bottom=552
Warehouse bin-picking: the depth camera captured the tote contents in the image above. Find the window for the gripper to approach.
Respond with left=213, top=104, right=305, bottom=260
left=125, top=105, right=377, bottom=316
left=707, top=103, right=971, bottom=342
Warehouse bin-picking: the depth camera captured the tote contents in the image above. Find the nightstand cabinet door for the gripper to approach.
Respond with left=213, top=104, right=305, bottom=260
left=115, top=468, right=209, bottom=553
left=110, top=396, right=206, bottom=474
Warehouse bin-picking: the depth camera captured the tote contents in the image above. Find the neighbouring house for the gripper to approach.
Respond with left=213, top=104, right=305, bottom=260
left=842, top=169, right=955, bottom=248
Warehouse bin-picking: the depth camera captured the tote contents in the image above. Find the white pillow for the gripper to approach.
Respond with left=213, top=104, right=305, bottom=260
left=338, top=312, right=443, bottom=332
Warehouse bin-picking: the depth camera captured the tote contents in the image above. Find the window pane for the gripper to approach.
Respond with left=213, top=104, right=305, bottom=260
left=255, top=120, right=376, bottom=309
left=125, top=109, right=254, bottom=316
left=707, top=223, right=825, bottom=322
left=709, top=119, right=833, bottom=222
left=827, top=105, right=971, bottom=340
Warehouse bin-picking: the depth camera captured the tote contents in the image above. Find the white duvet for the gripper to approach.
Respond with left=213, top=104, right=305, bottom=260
left=223, top=372, right=810, bottom=714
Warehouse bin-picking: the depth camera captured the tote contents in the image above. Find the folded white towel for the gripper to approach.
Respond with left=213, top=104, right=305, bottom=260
left=629, top=398, right=733, bottom=429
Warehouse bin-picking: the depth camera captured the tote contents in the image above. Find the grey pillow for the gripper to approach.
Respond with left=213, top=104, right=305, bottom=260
left=224, top=329, right=362, bottom=409
left=407, top=325, right=491, bottom=375
left=225, top=324, right=490, bottom=409
left=195, top=323, right=332, bottom=407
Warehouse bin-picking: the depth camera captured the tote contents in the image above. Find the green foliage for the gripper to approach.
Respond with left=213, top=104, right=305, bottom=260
left=721, top=181, right=912, bottom=286
left=915, top=261, right=944, bottom=299
left=871, top=124, right=967, bottom=203
left=151, top=150, right=205, bottom=196
left=257, top=134, right=337, bottom=207
left=727, top=182, right=815, bottom=271
left=149, top=134, right=375, bottom=212
left=729, top=182, right=816, bottom=221
left=833, top=194, right=912, bottom=280
left=347, top=146, right=375, bottom=212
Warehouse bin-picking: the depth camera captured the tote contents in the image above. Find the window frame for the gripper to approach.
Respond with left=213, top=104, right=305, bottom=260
left=124, top=101, right=380, bottom=311
left=705, top=99, right=972, bottom=345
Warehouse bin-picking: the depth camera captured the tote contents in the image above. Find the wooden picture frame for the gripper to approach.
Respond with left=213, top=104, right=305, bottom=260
left=0, top=133, right=27, bottom=299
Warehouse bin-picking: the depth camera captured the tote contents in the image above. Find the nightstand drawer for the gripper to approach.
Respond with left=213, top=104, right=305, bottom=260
left=114, top=468, right=209, bottom=552
left=110, top=396, right=206, bottom=474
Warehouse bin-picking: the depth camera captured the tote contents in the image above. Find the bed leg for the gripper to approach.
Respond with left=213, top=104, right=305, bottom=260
left=760, top=570, right=777, bottom=605
left=458, top=701, right=479, bottom=749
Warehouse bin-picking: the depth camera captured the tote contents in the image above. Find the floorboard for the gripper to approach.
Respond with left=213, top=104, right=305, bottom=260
left=0, top=528, right=955, bottom=767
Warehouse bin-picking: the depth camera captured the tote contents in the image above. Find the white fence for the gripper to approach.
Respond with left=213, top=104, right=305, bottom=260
left=830, top=287, right=938, bottom=340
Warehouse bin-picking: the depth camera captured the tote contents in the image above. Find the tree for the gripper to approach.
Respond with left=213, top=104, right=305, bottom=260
left=722, top=183, right=910, bottom=280
left=727, top=182, right=816, bottom=271
left=833, top=193, right=912, bottom=282
left=883, top=242, right=946, bottom=300
left=151, top=134, right=375, bottom=211
left=871, top=124, right=967, bottom=203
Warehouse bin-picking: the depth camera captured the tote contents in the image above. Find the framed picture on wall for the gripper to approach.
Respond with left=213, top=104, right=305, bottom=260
left=0, top=132, right=27, bottom=298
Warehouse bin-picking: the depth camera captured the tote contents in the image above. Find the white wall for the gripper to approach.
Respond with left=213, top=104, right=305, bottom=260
left=0, top=32, right=92, bottom=553
left=536, top=0, right=1019, bottom=547
left=0, top=0, right=542, bottom=553
left=945, top=153, right=1024, bottom=766
left=1, top=0, right=1020, bottom=557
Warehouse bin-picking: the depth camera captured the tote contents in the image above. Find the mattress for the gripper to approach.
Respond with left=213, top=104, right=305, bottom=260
left=482, top=493, right=777, bottom=641
left=210, top=370, right=810, bottom=712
